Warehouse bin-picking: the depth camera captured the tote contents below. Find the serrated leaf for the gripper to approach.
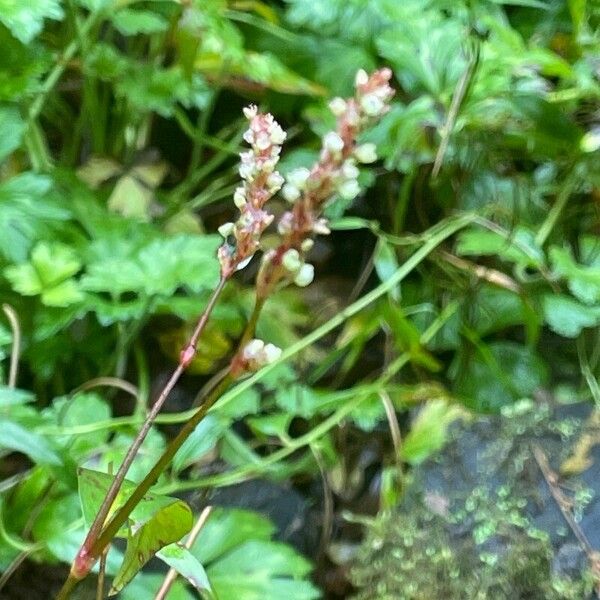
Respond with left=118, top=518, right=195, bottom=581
left=550, top=245, right=600, bottom=305
left=157, top=543, right=214, bottom=598
left=0, top=0, right=63, bottom=44
left=542, top=294, right=600, bottom=337
left=109, top=500, right=193, bottom=595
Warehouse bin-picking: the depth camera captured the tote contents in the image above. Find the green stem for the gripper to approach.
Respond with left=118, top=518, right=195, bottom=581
left=535, top=171, right=577, bottom=247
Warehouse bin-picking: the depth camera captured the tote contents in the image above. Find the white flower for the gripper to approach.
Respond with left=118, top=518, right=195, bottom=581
left=267, top=171, right=284, bottom=192
left=263, top=343, right=282, bottom=364
left=233, top=187, right=246, bottom=208
left=255, top=132, right=271, bottom=151
left=360, top=94, right=385, bottom=117
left=236, top=255, right=253, bottom=271
left=282, top=183, right=301, bottom=203
left=323, top=131, right=345, bottom=154
left=287, top=167, right=311, bottom=190
left=218, top=222, right=235, bottom=237
left=338, top=179, right=361, bottom=200
left=243, top=105, right=258, bottom=119
left=294, top=263, right=314, bottom=287
left=341, top=159, right=359, bottom=180
left=243, top=339, right=265, bottom=360
left=282, top=248, right=301, bottom=272
left=355, top=69, right=369, bottom=87
left=329, top=97, right=347, bottom=117
left=268, top=122, right=287, bottom=145
left=354, top=143, right=377, bottom=164
left=313, top=218, right=331, bottom=235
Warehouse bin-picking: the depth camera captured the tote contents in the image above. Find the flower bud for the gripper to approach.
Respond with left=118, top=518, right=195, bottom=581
left=341, top=159, right=359, bottom=180
left=338, top=179, right=361, bottom=200
left=360, top=94, right=385, bottom=117
left=267, top=171, right=284, bottom=192
left=313, top=218, right=331, bottom=235
left=282, top=184, right=301, bottom=203
left=282, top=248, right=302, bottom=272
left=218, top=222, right=235, bottom=238
left=294, top=263, right=314, bottom=287
left=287, top=167, right=311, bottom=190
left=243, top=105, right=258, bottom=119
left=263, top=343, right=282, bottom=364
left=301, top=239, right=314, bottom=253
left=233, top=187, right=246, bottom=208
left=354, top=143, right=378, bottom=164
left=329, top=97, right=347, bottom=117
left=323, top=131, right=345, bottom=154
left=355, top=69, right=369, bottom=87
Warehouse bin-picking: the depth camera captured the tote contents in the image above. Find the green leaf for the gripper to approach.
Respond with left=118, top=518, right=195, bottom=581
left=0, top=173, right=70, bottom=262
left=0, top=420, right=62, bottom=465
left=119, top=573, right=194, bottom=600
left=0, top=0, right=63, bottom=44
left=456, top=228, right=544, bottom=269
left=111, top=8, right=168, bottom=36
left=78, top=468, right=178, bottom=538
left=4, top=242, right=83, bottom=307
left=0, top=105, right=25, bottom=161
left=0, top=386, right=34, bottom=408
left=401, top=400, right=464, bottom=465
left=157, top=543, right=214, bottom=598
left=542, top=294, right=600, bottom=338
left=109, top=499, right=193, bottom=595
left=173, top=415, right=230, bottom=472
left=206, top=540, right=319, bottom=600
left=191, top=508, right=275, bottom=565
left=550, top=245, right=600, bottom=305
left=454, top=342, right=548, bottom=412
left=374, top=238, right=400, bottom=301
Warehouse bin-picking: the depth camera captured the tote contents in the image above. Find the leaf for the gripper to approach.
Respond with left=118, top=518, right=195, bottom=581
left=454, top=342, right=548, bottom=412
left=456, top=228, right=544, bottom=269
left=0, top=386, right=35, bottom=408
left=0, top=0, right=63, bottom=44
left=111, top=8, right=168, bottom=36
left=4, top=242, right=83, bottom=307
left=173, top=415, right=230, bottom=472
left=78, top=468, right=178, bottom=537
left=0, top=105, right=25, bottom=161
left=107, top=174, right=154, bottom=221
left=191, top=508, right=275, bottom=565
left=157, top=543, right=214, bottom=598
left=109, top=500, right=193, bottom=595
left=0, top=420, right=62, bottom=465
left=0, top=173, right=70, bottom=262
left=206, top=539, right=320, bottom=600
left=401, top=400, right=464, bottom=465
left=550, top=245, right=600, bottom=305
left=542, top=294, right=600, bottom=338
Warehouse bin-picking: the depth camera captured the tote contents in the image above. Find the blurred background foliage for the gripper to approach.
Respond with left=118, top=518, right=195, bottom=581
left=0, top=0, right=599, bottom=597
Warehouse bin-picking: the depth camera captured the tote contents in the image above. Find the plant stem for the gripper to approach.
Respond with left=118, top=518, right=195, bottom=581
left=535, top=170, right=577, bottom=247
left=1, top=304, right=20, bottom=389
left=70, top=277, right=227, bottom=582
left=91, top=374, right=233, bottom=558
left=153, top=506, right=213, bottom=600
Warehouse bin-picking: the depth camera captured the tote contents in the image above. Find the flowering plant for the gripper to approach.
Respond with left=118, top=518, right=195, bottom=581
left=56, top=68, right=394, bottom=599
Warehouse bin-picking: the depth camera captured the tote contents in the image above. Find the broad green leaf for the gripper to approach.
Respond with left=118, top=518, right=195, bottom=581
left=206, top=539, right=319, bottom=600
left=191, top=508, right=275, bottom=565
left=454, top=342, right=548, bottom=412
left=0, top=0, right=63, bottom=44
left=119, top=573, right=194, bottom=600
left=157, top=543, right=214, bottom=598
left=542, top=294, right=600, bottom=338
left=173, top=415, right=230, bottom=472
left=109, top=499, right=193, bottom=594
left=78, top=468, right=178, bottom=537
left=0, top=105, right=25, bottom=161
left=401, top=400, right=464, bottom=464
left=0, top=386, right=34, bottom=408
left=0, top=420, right=62, bottom=465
